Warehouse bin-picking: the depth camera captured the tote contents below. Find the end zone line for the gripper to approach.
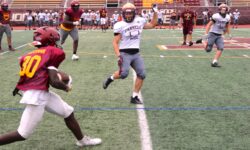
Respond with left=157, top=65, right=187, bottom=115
left=132, top=69, right=153, bottom=150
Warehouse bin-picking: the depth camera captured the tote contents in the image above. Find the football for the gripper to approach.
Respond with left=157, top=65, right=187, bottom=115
left=57, top=71, right=72, bottom=86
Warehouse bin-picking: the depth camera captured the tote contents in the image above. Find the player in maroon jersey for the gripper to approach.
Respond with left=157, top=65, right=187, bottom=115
left=0, top=2, right=15, bottom=52
left=60, top=0, right=83, bottom=60
left=179, top=6, right=196, bottom=46
left=0, top=27, right=102, bottom=147
left=99, top=7, right=107, bottom=32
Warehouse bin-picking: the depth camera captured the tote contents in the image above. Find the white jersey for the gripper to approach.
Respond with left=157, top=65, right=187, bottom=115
left=210, top=13, right=230, bottom=34
left=233, top=11, right=240, bottom=19
left=114, top=16, right=147, bottom=49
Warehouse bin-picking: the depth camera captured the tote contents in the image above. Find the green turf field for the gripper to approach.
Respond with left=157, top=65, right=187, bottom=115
left=1, top=28, right=250, bottom=150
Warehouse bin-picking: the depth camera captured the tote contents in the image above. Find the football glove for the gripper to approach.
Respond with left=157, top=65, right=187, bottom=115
left=152, top=4, right=159, bottom=13
left=73, top=21, right=79, bottom=26
left=12, top=87, right=22, bottom=97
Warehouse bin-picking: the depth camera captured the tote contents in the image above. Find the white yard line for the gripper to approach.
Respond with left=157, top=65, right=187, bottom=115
left=132, top=70, right=153, bottom=150
left=0, top=43, right=29, bottom=55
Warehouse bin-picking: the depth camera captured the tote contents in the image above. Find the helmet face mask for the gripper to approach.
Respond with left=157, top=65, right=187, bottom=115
left=71, top=0, right=80, bottom=12
left=71, top=5, right=79, bottom=12
left=123, top=9, right=135, bottom=23
left=1, top=3, right=8, bottom=11
left=122, top=3, right=136, bottom=23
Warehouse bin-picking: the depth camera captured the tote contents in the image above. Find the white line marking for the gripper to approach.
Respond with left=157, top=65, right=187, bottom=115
left=187, top=55, right=193, bottom=58
left=132, top=70, right=153, bottom=150
left=161, top=45, right=168, bottom=50
left=243, top=54, right=249, bottom=58
left=0, top=43, right=29, bottom=55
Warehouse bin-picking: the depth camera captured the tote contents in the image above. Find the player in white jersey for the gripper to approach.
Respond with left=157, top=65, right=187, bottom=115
left=103, top=3, right=158, bottom=104
left=232, top=9, right=240, bottom=29
left=196, top=3, right=231, bottom=67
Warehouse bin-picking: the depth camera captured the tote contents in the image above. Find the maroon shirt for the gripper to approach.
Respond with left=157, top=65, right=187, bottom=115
left=16, top=46, right=65, bottom=91
left=60, top=7, right=83, bottom=31
left=0, top=10, right=11, bottom=24
left=181, top=10, right=195, bottom=27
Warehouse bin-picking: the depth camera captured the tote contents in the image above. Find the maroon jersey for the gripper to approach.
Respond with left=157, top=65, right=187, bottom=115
left=60, top=7, right=83, bottom=31
left=181, top=10, right=195, bottom=27
left=0, top=10, right=11, bottom=24
left=99, top=9, right=107, bottom=18
left=16, top=46, right=65, bottom=91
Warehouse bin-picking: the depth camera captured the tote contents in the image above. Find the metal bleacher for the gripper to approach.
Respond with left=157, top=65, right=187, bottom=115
left=10, top=0, right=64, bottom=9
left=231, top=0, right=250, bottom=6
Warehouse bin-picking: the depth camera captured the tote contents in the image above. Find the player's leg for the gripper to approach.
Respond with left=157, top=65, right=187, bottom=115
left=0, top=104, right=45, bottom=145
left=211, top=36, right=224, bottom=67
left=130, top=53, right=145, bottom=104
left=205, top=32, right=216, bottom=53
left=69, top=27, right=79, bottom=60
left=103, top=52, right=131, bottom=89
left=187, top=26, right=193, bottom=46
left=45, top=91, right=102, bottom=147
left=182, top=28, right=187, bottom=45
left=5, top=25, right=15, bottom=51
left=0, top=27, right=4, bottom=52
left=60, top=28, right=69, bottom=46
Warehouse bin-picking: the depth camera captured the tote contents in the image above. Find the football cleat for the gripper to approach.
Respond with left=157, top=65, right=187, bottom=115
left=188, top=41, right=193, bottom=46
left=9, top=47, right=15, bottom=51
left=196, top=38, right=202, bottom=44
left=211, top=61, right=220, bottom=67
left=72, top=54, right=79, bottom=60
left=76, top=136, right=102, bottom=147
left=103, top=76, right=113, bottom=89
left=182, top=42, right=187, bottom=46
left=130, top=96, right=143, bottom=104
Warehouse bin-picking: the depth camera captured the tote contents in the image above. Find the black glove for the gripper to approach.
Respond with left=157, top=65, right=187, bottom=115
left=12, top=87, right=22, bottom=96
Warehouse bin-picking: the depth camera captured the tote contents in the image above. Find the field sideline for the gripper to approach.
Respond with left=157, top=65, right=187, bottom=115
left=1, top=28, right=250, bottom=150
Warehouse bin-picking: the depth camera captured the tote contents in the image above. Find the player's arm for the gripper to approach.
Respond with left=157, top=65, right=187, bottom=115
left=144, top=5, right=158, bottom=29
left=48, top=67, right=71, bottom=92
left=205, top=20, right=214, bottom=34
left=178, top=16, right=183, bottom=27
left=224, top=23, right=230, bottom=35
left=193, top=15, right=196, bottom=27
left=112, top=33, right=121, bottom=57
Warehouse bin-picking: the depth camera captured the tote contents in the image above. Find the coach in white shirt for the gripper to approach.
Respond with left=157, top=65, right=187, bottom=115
left=103, top=2, right=158, bottom=104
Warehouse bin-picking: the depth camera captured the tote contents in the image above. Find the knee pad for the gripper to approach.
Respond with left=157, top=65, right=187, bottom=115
left=120, top=71, right=129, bottom=79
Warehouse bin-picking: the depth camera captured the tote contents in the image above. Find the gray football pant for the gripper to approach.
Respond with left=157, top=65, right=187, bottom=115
left=119, top=52, right=146, bottom=80
left=60, top=27, right=79, bottom=44
left=206, top=32, right=224, bottom=52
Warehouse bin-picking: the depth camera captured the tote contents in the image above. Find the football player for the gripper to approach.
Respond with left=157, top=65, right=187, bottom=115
left=99, top=7, right=107, bottom=32
left=196, top=3, right=231, bottom=67
left=103, top=3, right=158, bottom=104
left=179, top=6, right=196, bottom=46
left=0, top=27, right=102, bottom=147
left=60, top=0, right=83, bottom=60
left=0, top=2, right=15, bottom=52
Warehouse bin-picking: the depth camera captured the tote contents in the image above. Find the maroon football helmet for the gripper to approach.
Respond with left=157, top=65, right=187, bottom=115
left=33, top=26, right=60, bottom=47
